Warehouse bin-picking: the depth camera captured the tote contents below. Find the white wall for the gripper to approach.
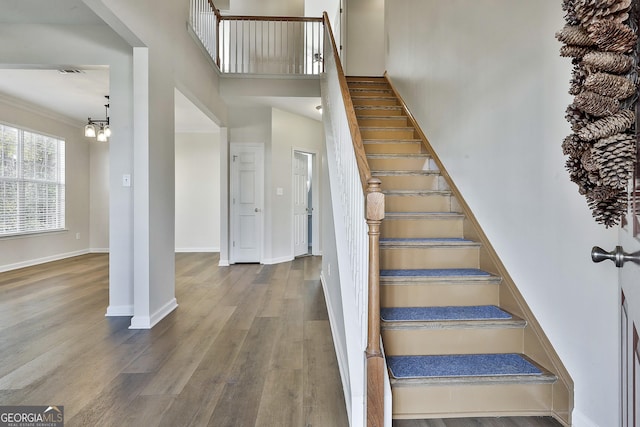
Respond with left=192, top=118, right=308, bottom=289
left=175, top=132, right=221, bottom=252
left=0, top=22, right=132, bottom=276
left=0, top=97, right=90, bottom=272
left=385, top=1, right=618, bottom=426
left=229, top=0, right=304, bottom=16
left=226, top=106, right=324, bottom=264
left=345, top=0, right=385, bottom=76
left=89, top=139, right=109, bottom=252
left=271, top=108, right=324, bottom=261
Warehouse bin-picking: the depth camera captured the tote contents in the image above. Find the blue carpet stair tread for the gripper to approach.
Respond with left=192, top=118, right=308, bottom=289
left=381, top=305, right=511, bottom=322
left=380, top=268, right=491, bottom=277
left=388, top=354, right=542, bottom=379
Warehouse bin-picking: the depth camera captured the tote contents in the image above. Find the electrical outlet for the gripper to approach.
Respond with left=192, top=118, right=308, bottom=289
left=75, top=232, right=81, bottom=240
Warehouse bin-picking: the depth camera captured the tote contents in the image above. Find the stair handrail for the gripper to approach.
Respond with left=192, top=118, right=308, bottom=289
left=323, top=12, right=385, bottom=426
left=322, top=13, right=371, bottom=191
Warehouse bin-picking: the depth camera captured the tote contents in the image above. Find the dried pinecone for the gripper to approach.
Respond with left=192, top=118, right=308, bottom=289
left=562, top=0, right=581, bottom=25
left=574, top=90, right=620, bottom=116
left=569, top=63, right=588, bottom=95
left=588, top=20, right=637, bottom=53
left=582, top=149, right=599, bottom=171
left=556, top=25, right=595, bottom=46
left=582, top=51, right=633, bottom=74
left=563, top=133, right=591, bottom=156
left=560, top=45, right=595, bottom=59
left=575, top=0, right=631, bottom=26
left=587, top=191, right=627, bottom=227
left=584, top=72, right=636, bottom=99
left=577, top=109, right=635, bottom=141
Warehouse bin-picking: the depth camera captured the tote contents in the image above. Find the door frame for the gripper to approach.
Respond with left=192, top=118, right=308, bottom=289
left=291, top=147, right=320, bottom=257
left=230, top=142, right=264, bottom=264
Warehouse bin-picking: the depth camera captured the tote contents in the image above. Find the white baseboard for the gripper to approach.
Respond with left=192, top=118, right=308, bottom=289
left=90, top=248, right=110, bottom=253
left=320, top=271, right=351, bottom=421
left=129, top=298, right=178, bottom=330
left=0, top=249, right=90, bottom=273
left=105, top=305, right=134, bottom=317
left=218, top=259, right=230, bottom=267
left=175, top=247, right=220, bottom=253
left=262, top=255, right=294, bottom=265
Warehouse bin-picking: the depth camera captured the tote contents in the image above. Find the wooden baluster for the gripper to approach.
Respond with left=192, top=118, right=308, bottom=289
left=366, top=177, right=384, bottom=427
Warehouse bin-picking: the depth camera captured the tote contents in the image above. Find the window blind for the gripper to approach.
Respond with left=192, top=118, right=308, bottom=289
left=0, top=123, right=65, bottom=236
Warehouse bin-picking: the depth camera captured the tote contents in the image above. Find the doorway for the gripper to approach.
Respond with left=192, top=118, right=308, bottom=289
left=230, top=143, right=264, bottom=263
left=293, top=150, right=317, bottom=257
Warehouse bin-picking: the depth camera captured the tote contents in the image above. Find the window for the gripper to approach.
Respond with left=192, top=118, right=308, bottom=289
left=0, top=123, right=65, bottom=236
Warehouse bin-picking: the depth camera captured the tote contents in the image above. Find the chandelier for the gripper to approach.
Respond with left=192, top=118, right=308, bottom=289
left=84, top=95, right=111, bottom=142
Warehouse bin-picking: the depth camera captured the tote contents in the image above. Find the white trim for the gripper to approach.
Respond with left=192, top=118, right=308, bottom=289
left=90, top=248, right=110, bottom=253
left=105, top=305, right=134, bottom=317
left=175, top=247, right=220, bottom=253
left=218, top=259, right=230, bottom=267
left=262, top=255, right=294, bottom=265
left=129, top=298, right=178, bottom=329
left=0, top=249, right=89, bottom=273
left=321, top=271, right=353, bottom=426
left=572, top=410, right=599, bottom=427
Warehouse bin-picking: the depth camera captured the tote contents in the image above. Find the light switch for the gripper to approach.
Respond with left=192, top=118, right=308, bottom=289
left=122, top=174, right=131, bottom=187
left=276, top=187, right=284, bottom=196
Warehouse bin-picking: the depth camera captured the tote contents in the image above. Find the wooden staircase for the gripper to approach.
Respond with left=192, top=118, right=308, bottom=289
left=347, top=76, right=573, bottom=425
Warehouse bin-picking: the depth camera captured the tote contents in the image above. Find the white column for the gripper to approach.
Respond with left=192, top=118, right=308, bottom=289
left=219, top=127, right=230, bottom=266
left=129, top=47, right=178, bottom=329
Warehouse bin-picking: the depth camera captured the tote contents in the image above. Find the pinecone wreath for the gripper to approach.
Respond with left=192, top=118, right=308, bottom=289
left=557, top=0, right=639, bottom=227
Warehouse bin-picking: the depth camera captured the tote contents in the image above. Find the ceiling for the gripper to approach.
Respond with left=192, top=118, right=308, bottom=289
left=0, top=0, right=321, bottom=133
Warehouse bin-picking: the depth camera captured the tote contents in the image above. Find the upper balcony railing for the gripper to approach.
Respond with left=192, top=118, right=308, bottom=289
left=190, top=0, right=323, bottom=75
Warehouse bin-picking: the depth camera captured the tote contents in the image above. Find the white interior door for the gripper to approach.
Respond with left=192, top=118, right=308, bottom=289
left=230, top=144, right=264, bottom=263
left=293, top=151, right=309, bottom=257
left=616, top=184, right=640, bottom=426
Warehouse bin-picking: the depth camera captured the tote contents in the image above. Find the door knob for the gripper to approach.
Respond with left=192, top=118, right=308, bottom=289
left=591, top=246, right=640, bottom=268
left=255, top=207, right=261, bottom=213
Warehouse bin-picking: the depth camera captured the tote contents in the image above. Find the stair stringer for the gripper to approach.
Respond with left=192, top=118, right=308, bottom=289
left=383, top=73, right=573, bottom=426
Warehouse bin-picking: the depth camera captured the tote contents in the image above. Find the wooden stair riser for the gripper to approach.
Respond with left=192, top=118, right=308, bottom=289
left=367, top=156, right=436, bottom=171
left=382, top=327, right=524, bottom=356
left=377, top=175, right=447, bottom=191
left=349, top=89, right=394, bottom=98
left=364, top=142, right=423, bottom=154
left=381, top=283, right=500, bottom=308
left=385, top=194, right=455, bottom=212
left=381, top=217, right=464, bottom=239
left=352, top=97, right=399, bottom=106
left=391, top=383, right=554, bottom=419
left=357, top=116, right=409, bottom=127
left=380, top=247, right=480, bottom=270
left=355, top=106, right=405, bottom=117
left=361, top=128, right=416, bottom=140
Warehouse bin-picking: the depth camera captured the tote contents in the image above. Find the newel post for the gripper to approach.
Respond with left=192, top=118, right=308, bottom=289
left=366, top=177, right=385, bottom=427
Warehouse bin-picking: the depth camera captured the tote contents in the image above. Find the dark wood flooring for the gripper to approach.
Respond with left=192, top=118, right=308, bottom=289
left=0, top=253, right=347, bottom=426
left=0, top=253, right=563, bottom=427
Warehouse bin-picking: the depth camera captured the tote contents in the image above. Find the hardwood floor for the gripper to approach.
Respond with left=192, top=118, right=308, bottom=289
left=0, top=253, right=564, bottom=427
left=0, top=253, right=348, bottom=427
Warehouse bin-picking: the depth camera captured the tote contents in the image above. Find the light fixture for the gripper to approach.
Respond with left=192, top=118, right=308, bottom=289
left=85, top=95, right=111, bottom=141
